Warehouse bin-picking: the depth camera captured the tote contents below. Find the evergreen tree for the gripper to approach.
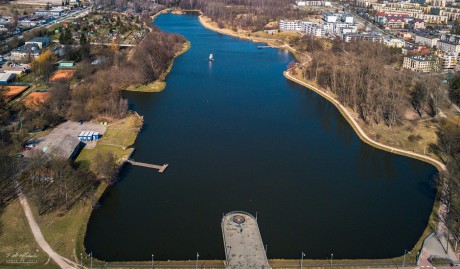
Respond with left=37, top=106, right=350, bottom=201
left=79, top=32, right=87, bottom=46
left=59, top=30, right=65, bottom=44
left=64, top=28, right=72, bottom=44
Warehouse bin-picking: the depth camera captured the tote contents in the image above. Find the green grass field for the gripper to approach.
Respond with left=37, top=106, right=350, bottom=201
left=0, top=200, right=59, bottom=269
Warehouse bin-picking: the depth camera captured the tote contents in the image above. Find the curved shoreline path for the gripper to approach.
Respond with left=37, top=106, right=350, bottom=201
left=198, top=13, right=444, bottom=173
left=86, top=13, right=438, bottom=260
left=283, top=71, right=447, bottom=172
left=19, top=194, right=83, bottom=269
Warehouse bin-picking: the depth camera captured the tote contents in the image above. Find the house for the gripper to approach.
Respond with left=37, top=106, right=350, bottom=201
left=51, top=135, right=83, bottom=160
left=344, top=33, right=382, bottom=42
left=408, top=19, right=425, bottom=30
left=279, top=20, right=309, bottom=32
left=383, top=37, right=406, bottom=48
left=25, top=37, right=51, bottom=49
left=436, top=52, right=457, bottom=69
left=11, top=44, right=41, bottom=61
left=0, top=72, right=16, bottom=85
left=1, top=64, right=31, bottom=75
left=402, top=45, right=430, bottom=55
left=414, top=33, right=439, bottom=48
left=386, top=17, right=406, bottom=29
left=440, top=34, right=460, bottom=45
left=35, top=7, right=66, bottom=17
left=436, top=41, right=460, bottom=55
left=403, top=56, right=434, bottom=72
left=341, top=14, right=354, bottom=24
left=323, top=13, right=339, bottom=23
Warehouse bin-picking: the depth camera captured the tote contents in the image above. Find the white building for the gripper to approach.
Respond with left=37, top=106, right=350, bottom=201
left=297, top=1, right=331, bottom=6
left=383, top=37, right=406, bottom=48
left=403, top=56, right=434, bottom=72
left=414, top=34, right=439, bottom=48
left=341, top=14, right=354, bottom=23
left=436, top=52, right=457, bottom=69
left=323, top=12, right=338, bottom=23
left=436, top=41, right=460, bottom=55
left=279, top=20, right=308, bottom=32
left=305, top=23, right=327, bottom=37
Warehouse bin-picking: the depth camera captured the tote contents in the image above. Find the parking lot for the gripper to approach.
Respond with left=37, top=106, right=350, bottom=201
left=26, top=120, right=107, bottom=156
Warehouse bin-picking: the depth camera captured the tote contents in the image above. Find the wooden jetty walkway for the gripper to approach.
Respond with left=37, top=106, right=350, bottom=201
left=222, top=211, right=271, bottom=269
left=127, top=159, right=169, bottom=173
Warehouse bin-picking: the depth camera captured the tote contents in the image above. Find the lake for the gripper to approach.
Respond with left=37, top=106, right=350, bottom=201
left=84, top=13, right=437, bottom=262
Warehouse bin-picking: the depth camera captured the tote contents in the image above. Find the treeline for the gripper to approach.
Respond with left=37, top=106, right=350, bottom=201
left=179, top=0, right=314, bottom=31
left=69, top=29, right=185, bottom=121
left=299, top=38, right=450, bottom=127
left=25, top=28, right=185, bottom=130
left=435, top=118, right=460, bottom=247
left=0, top=94, right=97, bottom=215
left=24, top=153, right=98, bottom=214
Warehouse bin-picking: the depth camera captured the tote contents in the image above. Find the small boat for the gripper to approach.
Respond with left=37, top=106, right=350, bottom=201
left=209, top=53, right=214, bottom=61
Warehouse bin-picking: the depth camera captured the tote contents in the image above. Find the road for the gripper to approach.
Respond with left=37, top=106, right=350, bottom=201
left=2, top=7, right=90, bottom=44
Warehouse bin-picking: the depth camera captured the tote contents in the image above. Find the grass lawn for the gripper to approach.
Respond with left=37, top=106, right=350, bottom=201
left=30, top=182, right=107, bottom=267
left=125, top=80, right=166, bottom=93
left=0, top=199, right=59, bottom=269
left=99, top=113, right=142, bottom=148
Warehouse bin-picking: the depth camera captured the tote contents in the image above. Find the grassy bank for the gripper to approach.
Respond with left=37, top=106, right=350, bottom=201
left=0, top=112, right=143, bottom=268
left=0, top=199, right=59, bottom=269
left=196, top=11, right=448, bottom=266
left=283, top=70, right=445, bottom=263
left=125, top=41, right=191, bottom=93
left=197, top=13, right=302, bottom=60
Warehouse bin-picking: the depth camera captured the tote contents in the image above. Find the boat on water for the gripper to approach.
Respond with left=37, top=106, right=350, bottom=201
left=209, top=53, right=214, bottom=61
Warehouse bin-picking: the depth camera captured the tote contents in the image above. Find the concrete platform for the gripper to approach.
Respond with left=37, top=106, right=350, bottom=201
left=222, top=211, right=271, bottom=269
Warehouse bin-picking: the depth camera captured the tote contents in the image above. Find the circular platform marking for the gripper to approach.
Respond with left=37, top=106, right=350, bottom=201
left=232, top=215, right=246, bottom=224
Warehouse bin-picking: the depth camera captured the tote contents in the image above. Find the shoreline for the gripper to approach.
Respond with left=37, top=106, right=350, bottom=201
left=283, top=71, right=446, bottom=172
left=197, top=13, right=445, bottom=172
left=124, top=41, right=191, bottom=93
left=38, top=12, right=446, bottom=267
left=196, top=12, right=446, bottom=264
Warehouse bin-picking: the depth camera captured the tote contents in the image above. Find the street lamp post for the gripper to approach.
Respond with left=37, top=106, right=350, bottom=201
left=403, top=250, right=410, bottom=267
left=196, top=252, right=199, bottom=269
left=301, top=252, right=306, bottom=269
left=152, top=254, right=154, bottom=269
left=90, top=252, right=93, bottom=269
left=80, top=253, right=82, bottom=267
left=330, top=254, right=333, bottom=269
left=265, top=245, right=268, bottom=256
left=256, top=212, right=258, bottom=221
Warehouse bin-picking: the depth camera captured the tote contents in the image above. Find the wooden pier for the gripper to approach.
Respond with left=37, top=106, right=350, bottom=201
left=127, top=160, right=169, bottom=173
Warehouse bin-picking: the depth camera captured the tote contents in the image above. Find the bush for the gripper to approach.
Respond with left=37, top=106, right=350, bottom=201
left=407, top=134, right=423, bottom=142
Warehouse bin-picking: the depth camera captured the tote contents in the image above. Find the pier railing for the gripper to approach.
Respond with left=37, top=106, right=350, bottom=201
left=89, top=261, right=423, bottom=268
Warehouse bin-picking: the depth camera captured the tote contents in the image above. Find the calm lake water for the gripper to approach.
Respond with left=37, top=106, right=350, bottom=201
left=84, top=13, right=437, bottom=261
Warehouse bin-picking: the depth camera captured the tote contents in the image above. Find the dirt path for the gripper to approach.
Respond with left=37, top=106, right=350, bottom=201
left=19, top=194, right=84, bottom=269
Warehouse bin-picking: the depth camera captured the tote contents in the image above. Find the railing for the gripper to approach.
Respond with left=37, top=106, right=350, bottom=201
left=89, top=261, right=423, bottom=269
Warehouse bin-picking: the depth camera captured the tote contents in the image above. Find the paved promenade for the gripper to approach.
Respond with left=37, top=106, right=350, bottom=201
left=222, top=211, right=271, bottom=269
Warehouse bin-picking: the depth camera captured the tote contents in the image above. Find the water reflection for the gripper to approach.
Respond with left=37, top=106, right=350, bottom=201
left=85, top=14, right=438, bottom=261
